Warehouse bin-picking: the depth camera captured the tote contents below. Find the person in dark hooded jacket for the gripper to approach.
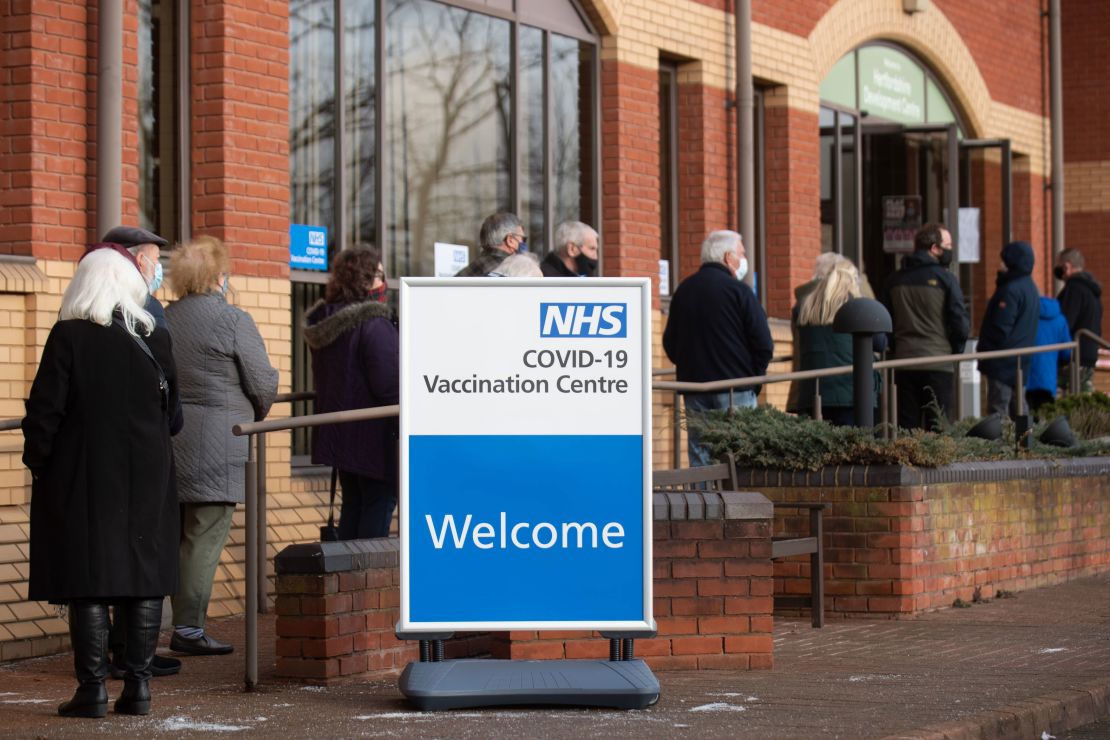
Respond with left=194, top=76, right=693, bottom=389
left=1055, top=248, right=1103, bottom=392
left=304, top=245, right=399, bottom=539
left=978, top=240, right=1040, bottom=417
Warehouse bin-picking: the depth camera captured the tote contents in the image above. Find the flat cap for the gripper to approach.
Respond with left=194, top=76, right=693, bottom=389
left=101, top=225, right=168, bottom=249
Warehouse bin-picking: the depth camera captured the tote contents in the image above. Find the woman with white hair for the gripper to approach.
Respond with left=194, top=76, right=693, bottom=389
left=23, top=244, right=182, bottom=718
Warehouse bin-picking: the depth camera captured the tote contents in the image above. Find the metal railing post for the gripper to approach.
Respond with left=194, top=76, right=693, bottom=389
left=257, top=432, right=267, bottom=614
left=672, top=392, right=681, bottom=468
left=728, top=388, right=735, bottom=411
left=244, top=433, right=258, bottom=692
left=890, top=381, right=898, bottom=440
left=1014, top=358, right=1025, bottom=417
left=813, top=378, right=822, bottom=422
left=1071, top=343, right=1081, bottom=395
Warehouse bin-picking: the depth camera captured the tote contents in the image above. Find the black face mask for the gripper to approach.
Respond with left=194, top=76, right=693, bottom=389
left=1053, top=265, right=1067, bottom=281
left=936, top=248, right=953, bottom=267
left=574, top=253, right=598, bottom=276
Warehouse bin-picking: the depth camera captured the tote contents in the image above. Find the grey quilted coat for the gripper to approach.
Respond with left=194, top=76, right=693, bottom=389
left=166, top=292, right=278, bottom=504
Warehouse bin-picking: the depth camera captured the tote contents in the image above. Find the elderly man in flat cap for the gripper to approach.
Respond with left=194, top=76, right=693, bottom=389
left=102, top=226, right=169, bottom=328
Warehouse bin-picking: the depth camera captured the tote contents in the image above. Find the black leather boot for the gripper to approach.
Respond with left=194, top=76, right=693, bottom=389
left=113, top=598, right=161, bottom=716
left=59, top=601, right=109, bottom=718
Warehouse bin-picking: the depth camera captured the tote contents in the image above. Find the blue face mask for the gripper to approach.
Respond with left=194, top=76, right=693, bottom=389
left=148, top=262, right=163, bottom=294
left=220, top=274, right=229, bottom=296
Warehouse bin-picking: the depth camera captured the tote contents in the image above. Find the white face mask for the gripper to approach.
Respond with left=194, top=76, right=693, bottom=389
left=735, top=256, right=749, bottom=282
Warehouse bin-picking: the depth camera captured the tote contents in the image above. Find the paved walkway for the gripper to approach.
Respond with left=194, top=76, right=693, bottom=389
left=1, top=574, right=1109, bottom=738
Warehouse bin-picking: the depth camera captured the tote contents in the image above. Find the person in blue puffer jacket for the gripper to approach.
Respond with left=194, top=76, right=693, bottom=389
left=1025, top=296, right=1071, bottom=414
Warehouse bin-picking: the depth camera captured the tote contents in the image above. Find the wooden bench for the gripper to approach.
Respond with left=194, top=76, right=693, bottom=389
left=652, top=459, right=826, bottom=628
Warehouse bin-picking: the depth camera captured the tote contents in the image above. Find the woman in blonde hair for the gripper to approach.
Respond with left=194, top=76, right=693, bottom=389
left=165, top=236, right=277, bottom=656
left=795, top=255, right=884, bottom=426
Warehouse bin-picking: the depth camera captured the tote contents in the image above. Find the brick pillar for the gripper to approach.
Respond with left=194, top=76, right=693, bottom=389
left=0, top=0, right=95, bottom=260
left=600, top=60, right=660, bottom=298
left=490, top=491, right=775, bottom=670
left=274, top=539, right=417, bottom=683
left=763, top=92, right=820, bottom=321
left=192, top=0, right=290, bottom=278
left=675, top=79, right=734, bottom=281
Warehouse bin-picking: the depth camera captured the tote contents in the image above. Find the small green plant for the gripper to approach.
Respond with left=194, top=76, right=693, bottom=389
left=1035, top=392, right=1110, bottom=440
left=995, top=590, right=1018, bottom=599
left=686, top=406, right=1110, bottom=472
left=952, top=598, right=973, bottom=608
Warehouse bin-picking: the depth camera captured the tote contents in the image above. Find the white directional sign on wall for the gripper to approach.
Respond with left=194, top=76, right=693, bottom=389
left=399, top=278, right=652, bottom=632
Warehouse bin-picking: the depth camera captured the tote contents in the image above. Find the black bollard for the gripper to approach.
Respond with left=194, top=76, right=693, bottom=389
left=832, top=298, right=893, bottom=430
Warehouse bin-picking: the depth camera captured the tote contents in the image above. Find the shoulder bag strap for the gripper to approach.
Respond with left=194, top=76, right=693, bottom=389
left=112, top=317, right=168, bottom=392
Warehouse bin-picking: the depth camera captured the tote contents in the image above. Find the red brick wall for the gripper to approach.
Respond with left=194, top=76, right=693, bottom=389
left=601, top=60, right=661, bottom=297
left=490, top=517, right=775, bottom=671
left=675, top=81, right=735, bottom=281
left=192, top=0, right=290, bottom=278
left=0, top=0, right=93, bottom=260
left=1061, top=0, right=1109, bottom=340
left=759, top=472, right=1110, bottom=618
left=763, top=101, right=820, bottom=320
left=275, top=569, right=416, bottom=683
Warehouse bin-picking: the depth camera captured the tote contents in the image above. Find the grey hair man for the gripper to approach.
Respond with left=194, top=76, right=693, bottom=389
left=663, top=229, right=773, bottom=467
left=456, top=212, right=527, bottom=277
left=541, top=220, right=599, bottom=277
left=102, top=226, right=169, bottom=329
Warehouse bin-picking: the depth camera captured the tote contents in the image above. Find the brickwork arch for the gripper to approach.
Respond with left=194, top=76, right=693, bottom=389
left=808, top=0, right=991, bottom=137
left=578, top=0, right=622, bottom=36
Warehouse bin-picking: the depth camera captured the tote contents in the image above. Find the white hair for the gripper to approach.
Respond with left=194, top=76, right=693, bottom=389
left=553, top=221, right=597, bottom=256
left=59, top=248, right=154, bottom=337
left=492, top=253, right=543, bottom=277
left=700, top=230, right=742, bottom=265
left=813, top=251, right=840, bottom=280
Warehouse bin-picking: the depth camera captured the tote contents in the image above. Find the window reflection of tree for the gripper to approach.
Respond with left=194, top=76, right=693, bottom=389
left=387, top=0, right=510, bottom=277
left=289, top=0, right=335, bottom=231
left=551, top=36, right=581, bottom=227
left=345, top=5, right=376, bottom=247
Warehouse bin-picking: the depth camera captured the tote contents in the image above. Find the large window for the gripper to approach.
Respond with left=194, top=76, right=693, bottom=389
left=288, top=0, right=599, bottom=461
left=137, top=0, right=183, bottom=243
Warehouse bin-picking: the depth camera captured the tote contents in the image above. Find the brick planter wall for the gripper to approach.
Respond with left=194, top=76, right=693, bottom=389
left=735, top=458, right=1110, bottom=618
left=490, top=491, right=776, bottom=671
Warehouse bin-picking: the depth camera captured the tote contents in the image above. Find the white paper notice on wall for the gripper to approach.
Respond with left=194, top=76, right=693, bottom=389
left=958, top=207, right=980, bottom=264
left=434, top=242, right=471, bottom=277
left=658, top=260, right=670, bottom=296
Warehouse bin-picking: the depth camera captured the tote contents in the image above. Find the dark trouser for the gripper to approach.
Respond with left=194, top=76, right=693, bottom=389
left=985, top=375, right=1018, bottom=418
left=820, top=407, right=857, bottom=427
left=337, top=470, right=397, bottom=539
left=895, top=369, right=954, bottom=431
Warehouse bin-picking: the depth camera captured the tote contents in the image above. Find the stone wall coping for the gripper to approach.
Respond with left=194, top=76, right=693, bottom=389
left=652, top=491, right=773, bottom=521
left=275, top=538, right=399, bottom=575
left=732, top=456, right=1110, bottom=488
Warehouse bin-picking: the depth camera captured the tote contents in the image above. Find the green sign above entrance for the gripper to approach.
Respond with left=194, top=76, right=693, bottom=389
left=858, top=46, right=925, bottom=124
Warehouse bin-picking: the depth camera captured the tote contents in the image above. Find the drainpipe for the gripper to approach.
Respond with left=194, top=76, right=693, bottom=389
left=735, top=0, right=755, bottom=288
left=1049, top=0, right=1065, bottom=255
left=96, top=0, right=123, bottom=239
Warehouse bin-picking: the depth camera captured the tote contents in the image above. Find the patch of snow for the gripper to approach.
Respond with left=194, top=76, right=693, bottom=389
left=158, top=716, right=249, bottom=732
left=707, top=692, right=742, bottom=697
left=689, top=702, right=746, bottom=713
left=673, top=724, right=690, bottom=728
left=299, top=686, right=327, bottom=692
left=1041, top=732, right=1056, bottom=740
left=1038, top=648, right=1067, bottom=654
left=272, top=703, right=293, bottom=707
left=0, top=698, right=50, bottom=704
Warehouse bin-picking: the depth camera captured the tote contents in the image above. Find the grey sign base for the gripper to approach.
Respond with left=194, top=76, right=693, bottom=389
left=399, top=658, right=660, bottom=711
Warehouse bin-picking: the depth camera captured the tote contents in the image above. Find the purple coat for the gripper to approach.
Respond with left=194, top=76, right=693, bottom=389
left=304, top=299, right=399, bottom=481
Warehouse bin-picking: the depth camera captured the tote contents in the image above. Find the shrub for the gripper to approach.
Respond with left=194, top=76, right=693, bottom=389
left=1034, top=392, right=1110, bottom=439
left=687, top=406, right=1110, bottom=471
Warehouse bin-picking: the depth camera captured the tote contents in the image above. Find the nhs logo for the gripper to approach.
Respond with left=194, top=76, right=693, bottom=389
left=540, top=303, right=626, bottom=338
left=308, top=229, right=326, bottom=247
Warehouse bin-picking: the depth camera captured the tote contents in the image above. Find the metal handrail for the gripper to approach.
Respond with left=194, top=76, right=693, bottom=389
left=0, top=419, right=20, bottom=432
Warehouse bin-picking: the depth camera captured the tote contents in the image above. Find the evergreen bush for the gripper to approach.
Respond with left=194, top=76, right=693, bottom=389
left=1034, top=391, right=1110, bottom=439
left=687, top=406, right=1110, bottom=472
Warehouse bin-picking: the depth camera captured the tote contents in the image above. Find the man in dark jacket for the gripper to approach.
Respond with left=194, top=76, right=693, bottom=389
left=663, top=230, right=773, bottom=466
left=541, top=220, right=599, bottom=277
left=881, top=222, right=969, bottom=430
left=1055, top=248, right=1103, bottom=392
left=456, top=212, right=527, bottom=277
left=978, top=240, right=1040, bottom=417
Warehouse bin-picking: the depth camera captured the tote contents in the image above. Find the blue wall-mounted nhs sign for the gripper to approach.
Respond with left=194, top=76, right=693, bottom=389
left=540, top=303, right=627, bottom=338
left=289, top=224, right=328, bottom=271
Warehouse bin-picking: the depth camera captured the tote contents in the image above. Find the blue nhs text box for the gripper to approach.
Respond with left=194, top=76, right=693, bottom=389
left=407, top=434, right=645, bottom=624
left=289, top=224, right=328, bottom=271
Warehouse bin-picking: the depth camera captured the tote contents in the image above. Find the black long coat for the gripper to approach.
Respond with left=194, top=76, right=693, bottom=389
left=23, top=318, right=181, bottom=603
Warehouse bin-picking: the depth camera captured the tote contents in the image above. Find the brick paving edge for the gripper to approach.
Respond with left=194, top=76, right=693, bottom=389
left=881, top=677, right=1110, bottom=740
